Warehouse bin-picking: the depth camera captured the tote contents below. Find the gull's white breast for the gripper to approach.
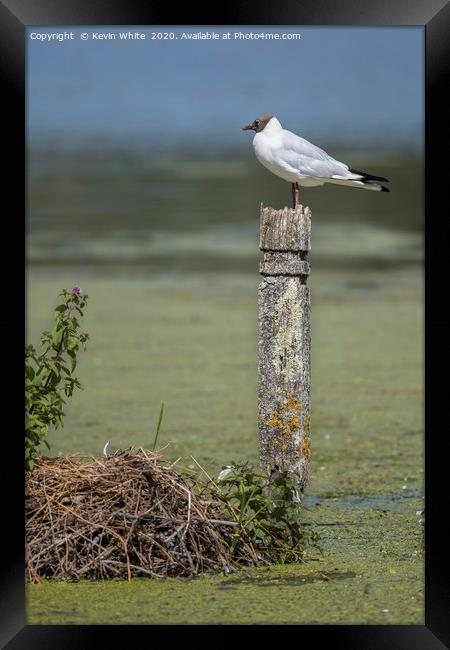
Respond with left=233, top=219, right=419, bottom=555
left=253, top=129, right=327, bottom=187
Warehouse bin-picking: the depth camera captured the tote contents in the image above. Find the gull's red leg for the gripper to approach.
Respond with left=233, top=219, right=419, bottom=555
left=294, top=182, right=300, bottom=208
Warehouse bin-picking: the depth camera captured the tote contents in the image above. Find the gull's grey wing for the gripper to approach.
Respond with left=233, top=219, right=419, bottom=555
left=277, top=130, right=352, bottom=179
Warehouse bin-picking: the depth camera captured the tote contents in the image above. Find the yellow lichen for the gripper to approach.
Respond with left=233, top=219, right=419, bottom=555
left=266, top=395, right=308, bottom=456
left=300, top=435, right=311, bottom=459
left=284, top=415, right=299, bottom=436
left=285, top=396, right=302, bottom=413
left=305, top=414, right=311, bottom=435
left=266, top=411, right=284, bottom=429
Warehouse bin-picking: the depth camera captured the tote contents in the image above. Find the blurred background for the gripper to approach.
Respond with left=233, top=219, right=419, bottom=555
left=27, top=27, right=423, bottom=491
left=27, top=26, right=423, bottom=271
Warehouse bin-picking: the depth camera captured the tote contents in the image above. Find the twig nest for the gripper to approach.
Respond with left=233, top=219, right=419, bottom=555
left=26, top=448, right=233, bottom=581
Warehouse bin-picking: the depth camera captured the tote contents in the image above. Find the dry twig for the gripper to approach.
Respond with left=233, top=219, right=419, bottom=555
left=26, top=448, right=234, bottom=581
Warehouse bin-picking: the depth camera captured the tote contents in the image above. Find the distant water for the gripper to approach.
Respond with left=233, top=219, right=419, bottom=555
left=27, top=145, right=423, bottom=273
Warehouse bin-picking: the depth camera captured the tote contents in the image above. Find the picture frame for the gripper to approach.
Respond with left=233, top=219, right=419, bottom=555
left=3, top=0, right=448, bottom=646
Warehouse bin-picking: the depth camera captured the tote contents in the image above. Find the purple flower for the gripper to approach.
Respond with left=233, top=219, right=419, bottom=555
left=71, top=286, right=82, bottom=296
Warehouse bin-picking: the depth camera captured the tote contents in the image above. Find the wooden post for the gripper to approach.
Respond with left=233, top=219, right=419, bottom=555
left=258, top=204, right=311, bottom=497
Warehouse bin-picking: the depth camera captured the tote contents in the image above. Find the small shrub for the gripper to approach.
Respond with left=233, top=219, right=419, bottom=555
left=25, top=287, right=89, bottom=470
left=210, top=462, right=320, bottom=564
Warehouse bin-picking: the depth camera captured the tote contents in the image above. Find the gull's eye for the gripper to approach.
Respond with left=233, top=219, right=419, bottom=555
left=255, top=120, right=260, bottom=127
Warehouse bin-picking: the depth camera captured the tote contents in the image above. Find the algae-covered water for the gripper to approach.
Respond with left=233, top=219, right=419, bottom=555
left=26, top=147, right=423, bottom=624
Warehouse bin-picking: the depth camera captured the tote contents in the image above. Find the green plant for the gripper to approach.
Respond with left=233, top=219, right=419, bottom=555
left=25, top=287, right=89, bottom=470
left=152, top=402, right=165, bottom=451
left=212, top=462, right=320, bottom=564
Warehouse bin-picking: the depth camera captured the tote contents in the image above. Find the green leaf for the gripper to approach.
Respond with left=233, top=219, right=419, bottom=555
left=32, top=369, right=45, bottom=386
left=51, top=328, right=61, bottom=347
left=67, top=336, right=78, bottom=351
left=25, top=365, right=35, bottom=381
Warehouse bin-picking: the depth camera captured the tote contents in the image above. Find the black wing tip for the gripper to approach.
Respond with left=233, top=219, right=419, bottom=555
left=349, top=167, right=390, bottom=183
left=381, top=186, right=389, bottom=192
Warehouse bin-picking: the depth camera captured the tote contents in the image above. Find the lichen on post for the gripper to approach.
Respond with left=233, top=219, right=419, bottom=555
left=258, top=203, right=311, bottom=498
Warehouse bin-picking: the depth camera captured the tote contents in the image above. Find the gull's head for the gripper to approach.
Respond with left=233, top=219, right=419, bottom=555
left=242, top=114, right=274, bottom=133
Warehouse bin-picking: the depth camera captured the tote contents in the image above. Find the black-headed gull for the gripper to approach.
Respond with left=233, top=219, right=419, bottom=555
left=242, top=114, right=389, bottom=208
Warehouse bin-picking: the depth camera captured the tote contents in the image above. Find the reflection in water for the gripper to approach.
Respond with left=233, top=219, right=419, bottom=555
left=217, top=570, right=357, bottom=589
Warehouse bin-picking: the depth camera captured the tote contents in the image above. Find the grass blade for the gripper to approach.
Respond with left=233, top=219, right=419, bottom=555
left=152, top=402, right=165, bottom=451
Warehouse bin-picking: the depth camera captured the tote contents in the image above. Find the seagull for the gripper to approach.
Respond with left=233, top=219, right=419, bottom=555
left=242, top=115, right=389, bottom=208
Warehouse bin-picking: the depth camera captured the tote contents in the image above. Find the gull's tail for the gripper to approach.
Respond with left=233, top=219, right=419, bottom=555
left=347, top=167, right=390, bottom=192
left=329, top=167, right=390, bottom=192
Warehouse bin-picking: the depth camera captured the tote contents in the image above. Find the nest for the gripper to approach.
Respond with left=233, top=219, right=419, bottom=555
left=26, top=448, right=237, bottom=582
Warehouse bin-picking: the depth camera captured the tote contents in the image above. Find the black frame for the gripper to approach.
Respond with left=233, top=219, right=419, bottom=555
left=3, top=0, right=449, bottom=646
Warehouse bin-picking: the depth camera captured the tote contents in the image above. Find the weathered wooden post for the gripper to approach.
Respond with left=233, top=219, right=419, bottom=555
left=258, top=203, right=311, bottom=498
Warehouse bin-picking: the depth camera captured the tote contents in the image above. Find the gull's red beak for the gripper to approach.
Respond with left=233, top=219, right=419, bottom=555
left=242, top=124, right=254, bottom=131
